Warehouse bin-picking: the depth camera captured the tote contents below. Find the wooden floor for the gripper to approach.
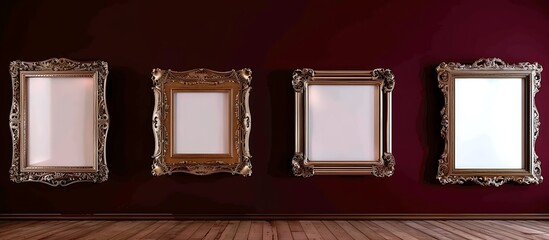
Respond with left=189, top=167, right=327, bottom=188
left=0, top=220, right=549, bottom=239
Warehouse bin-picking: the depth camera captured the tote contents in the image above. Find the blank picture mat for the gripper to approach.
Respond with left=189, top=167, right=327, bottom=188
left=173, top=91, right=230, bottom=154
left=27, top=77, right=95, bottom=167
left=454, top=78, right=523, bottom=169
left=307, top=85, right=379, bottom=161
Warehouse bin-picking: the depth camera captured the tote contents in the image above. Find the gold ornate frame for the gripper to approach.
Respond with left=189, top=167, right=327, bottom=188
left=437, top=58, right=543, bottom=186
left=151, top=68, right=252, bottom=176
left=292, top=69, right=395, bottom=177
left=9, top=58, right=110, bottom=186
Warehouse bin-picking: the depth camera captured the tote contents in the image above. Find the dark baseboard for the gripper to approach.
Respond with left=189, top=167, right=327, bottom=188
left=0, top=213, right=548, bottom=220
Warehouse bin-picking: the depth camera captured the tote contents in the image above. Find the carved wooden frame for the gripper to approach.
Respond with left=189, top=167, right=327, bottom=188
left=151, top=68, right=252, bottom=176
left=292, top=69, right=395, bottom=177
left=437, top=58, right=543, bottom=186
left=9, top=58, right=110, bottom=186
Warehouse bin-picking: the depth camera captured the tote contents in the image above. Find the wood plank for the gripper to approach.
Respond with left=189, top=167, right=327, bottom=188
left=489, top=220, right=546, bottom=235
left=189, top=221, right=214, bottom=240
left=455, top=220, right=516, bottom=240
left=311, top=221, right=337, bottom=240
left=288, top=221, right=304, bottom=232
left=514, top=220, right=549, bottom=239
left=407, top=221, right=467, bottom=240
left=360, top=221, right=400, bottom=240
left=291, top=231, right=307, bottom=240
left=234, top=221, right=252, bottom=240
left=513, top=221, right=549, bottom=233
left=204, top=220, right=229, bottom=240
left=263, top=221, right=274, bottom=240
left=156, top=221, right=192, bottom=240
left=275, top=220, right=293, bottom=240
left=443, top=220, right=500, bottom=240
left=109, top=221, right=163, bottom=239
left=422, top=221, right=471, bottom=239
left=109, top=221, right=154, bottom=240
left=336, top=220, right=369, bottom=240
left=78, top=220, right=143, bottom=239
left=472, top=220, right=536, bottom=240
left=173, top=221, right=204, bottom=239
left=0, top=220, right=64, bottom=238
left=322, top=220, right=354, bottom=240
left=139, top=220, right=180, bottom=239
left=24, top=221, right=83, bottom=239
left=300, top=221, right=323, bottom=240
left=425, top=220, right=482, bottom=240
left=288, top=221, right=307, bottom=240
left=249, top=221, right=264, bottom=240
left=1, top=220, right=549, bottom=239
left=348, top=221, right=385, bottom=240
left=58, top=221, right=111, bottom=239
left=49, top=221, right=104, bottom=239
left=0, top=221, right=39, bottom=234
left=385, top=221, right=435, bottom=239
left=219, top=220, right=240, bottom=240
left=371, top=220, right=421, bottom=240
left=27, top=221, right=89, bottom=239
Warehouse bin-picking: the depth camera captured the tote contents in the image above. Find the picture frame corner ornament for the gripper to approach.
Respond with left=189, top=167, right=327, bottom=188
left=292, top=152, right=313, bottom=178
left=236, top=157, right=253, bottom=176
left=151, top=160, right=168, bottom=176
left=373, top=68, right=395, bottom=93
left=237, top=68, right=252, bottom=85
left=373, top=152, right=395, bottom=177
left=292, top=68, right=314, bottom=92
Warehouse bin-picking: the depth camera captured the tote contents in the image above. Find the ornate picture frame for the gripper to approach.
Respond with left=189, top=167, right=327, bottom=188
left=151, top=68, right=252, bottom=176
left=9, top=58, right=110, bottom=186
left=292, top=69, right=395, bottom=177
left=437, top=58, right=543, bottom=186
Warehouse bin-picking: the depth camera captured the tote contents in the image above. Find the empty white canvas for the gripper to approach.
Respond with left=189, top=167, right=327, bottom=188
left=174, top=92, right=229, bottom=154
left=454, top=78, right=523, bottom=169
left=307, top=85, right=379, bottom=161
left=27, top=77, right=95, bottom=167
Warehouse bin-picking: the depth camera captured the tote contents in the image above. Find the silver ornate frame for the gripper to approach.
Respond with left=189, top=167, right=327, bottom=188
left=292, top=69, right=395, bottom=177
left=9, top=58, right=110, bottom=186
left=151, top=68, right=252, bottom=176
left=437, top=58, right=543, bottom=186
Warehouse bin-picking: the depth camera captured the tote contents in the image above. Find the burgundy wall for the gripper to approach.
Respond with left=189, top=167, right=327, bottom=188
left=1, top=0, right=548, bottom=215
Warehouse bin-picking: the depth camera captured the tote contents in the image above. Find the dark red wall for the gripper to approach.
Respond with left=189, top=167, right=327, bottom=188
left=1, top=0, right=548, bottom=214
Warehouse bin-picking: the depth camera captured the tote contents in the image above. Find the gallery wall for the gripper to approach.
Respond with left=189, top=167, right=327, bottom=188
left=0, top=0, right=548, bottom=214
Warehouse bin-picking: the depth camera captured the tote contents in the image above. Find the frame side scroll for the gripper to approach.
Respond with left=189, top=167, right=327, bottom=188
left=151, top=68, right=252, bottom=176
left=292, top=69, right=314, bottom=177
left=436, top=58, right=543, bottom=186
left=372, top=68, right=395, bottom=177
left=9, top=58, right=110, bottom=186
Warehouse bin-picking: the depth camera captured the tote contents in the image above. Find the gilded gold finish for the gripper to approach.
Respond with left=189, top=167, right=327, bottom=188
left=437, top=58, right=542, bottom=186
left=292, top=69, right=395, bottom=177
left=151, top=68, right=252, bottom=176
left=9, top=58, right=110, bottom=186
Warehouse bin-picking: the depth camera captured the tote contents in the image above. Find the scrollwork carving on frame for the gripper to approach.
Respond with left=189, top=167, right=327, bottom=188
left=9, top=58, right=109, bottom=186
left=151, top=68, right=252, bottom=176
left=292, top=69, right=395, bottom=177
left=373, top=68, right=395, bottom=93
left=292, top=68, right=314, bottom=92
left=372, top=153, right=395, bottom=177
left=436, top=58, right=542, bottom=186
left=292, top=153, right=314, bottom=178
